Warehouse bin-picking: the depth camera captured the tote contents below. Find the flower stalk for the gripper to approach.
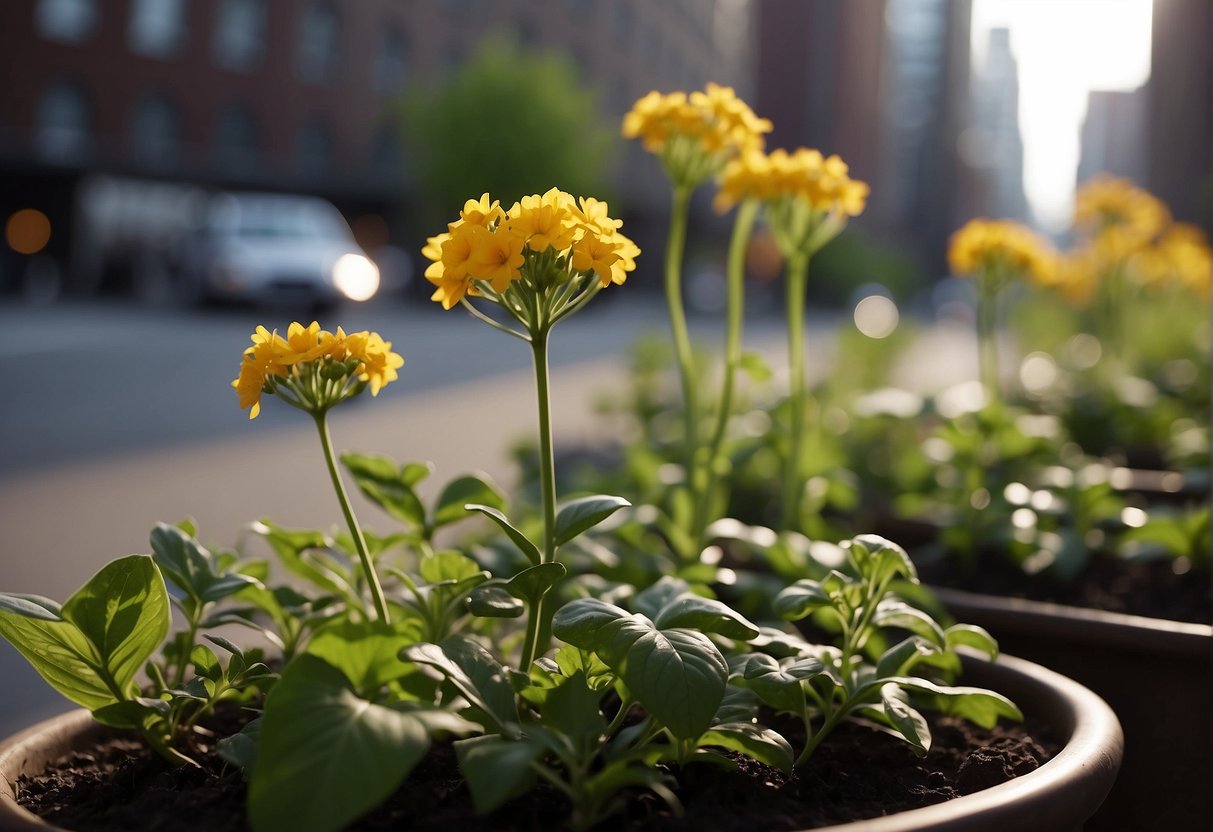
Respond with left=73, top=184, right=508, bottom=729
left=782, top=251, right=811, bottom=531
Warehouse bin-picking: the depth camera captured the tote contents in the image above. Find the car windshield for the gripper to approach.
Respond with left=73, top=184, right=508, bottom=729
left=213, top=198, right=351, bottom=241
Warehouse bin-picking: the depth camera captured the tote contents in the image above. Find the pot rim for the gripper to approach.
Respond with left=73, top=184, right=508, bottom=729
left=930, top=585, right=1212, bottom=656
left=0, top=652, right=1122, bottom=832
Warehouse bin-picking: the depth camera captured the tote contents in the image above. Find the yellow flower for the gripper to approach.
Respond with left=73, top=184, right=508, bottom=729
left=1073, top=176, right=1169, bottom=254
left=344, top=330, right=404, bottom=396
left=231, top=326, right=288, bottom=419
left=715, top=148, right=868, bottom=218
left=507, top=188, right=577, bottom=252
left=623, top=84, right=771, bottom=185
left=426, top=224, right=484, bottom=309
left=457, top=192, right=505, bottom=229
left=571, top=229, right=622, bottom=286
left=948, top=219, right=1055, bottom=285
left=1135, top=223, right=1212, bottom=297
left=282, top=321, right=331, bottom=365
left=469, top=225, right=526, bottom=292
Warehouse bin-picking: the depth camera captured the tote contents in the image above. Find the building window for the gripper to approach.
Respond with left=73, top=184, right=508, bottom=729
left=296, top=2, right=341, bottom=84
left=35, top=0, right=98, bottom=43
left=374, top=27, right=408, bottom=94
left=214, top=105, right=259, bottom=174
left=131, top=93, right=182, bottom=167
left=296, top=119, right=333, bottom=178
left=37, top=80, right=92, bottom=159
left=127, top=0, right=187, bottom=58
left=213, top=0, right=266, bottom=71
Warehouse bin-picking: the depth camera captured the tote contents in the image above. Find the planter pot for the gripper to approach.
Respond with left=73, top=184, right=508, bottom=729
left=1, top=653, right=1122, bottom=832
left=932, top=587, right=1211, bottom=832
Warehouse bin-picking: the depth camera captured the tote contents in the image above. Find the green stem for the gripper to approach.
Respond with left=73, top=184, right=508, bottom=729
left=782, top=252, right=811, bottom=531
left=521, top=328, right=558, bottom=669
left=976, top=270, right=1001, bottom=405
left=665, top=186, right=699, bottom=518
left=693, top=199, right=760, bottom=549
left=314, top=412, right=390, bottom=624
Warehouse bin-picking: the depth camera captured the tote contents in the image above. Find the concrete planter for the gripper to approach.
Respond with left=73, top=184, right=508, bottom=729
left=1, top=653, right=1122, bottom=832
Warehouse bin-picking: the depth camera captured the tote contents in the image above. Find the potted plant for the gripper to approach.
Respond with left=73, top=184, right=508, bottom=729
left=0, top=90, right=1122, bottom=827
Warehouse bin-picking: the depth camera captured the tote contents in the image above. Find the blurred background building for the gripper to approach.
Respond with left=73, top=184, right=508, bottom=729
left=0, top=0, right=1209, bottom=305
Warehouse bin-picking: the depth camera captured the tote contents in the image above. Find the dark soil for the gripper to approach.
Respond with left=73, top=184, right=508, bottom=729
left=18, top=714, right=1056, bottom=831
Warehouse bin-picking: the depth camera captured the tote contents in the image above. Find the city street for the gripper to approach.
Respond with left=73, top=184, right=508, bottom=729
left=0, top=293, right=976, bottom=736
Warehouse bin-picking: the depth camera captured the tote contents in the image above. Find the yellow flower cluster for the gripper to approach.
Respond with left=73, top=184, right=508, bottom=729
left=232, top=321, right=404, bottom=418
left=947, top=219, right=1056, bottom=284
left=423, top=189, right=639, bottom=309
left=714, top=148, right=869, bottom=216
left=622, top=83, right=772, bottom=158
left=1073, top=175, right=1169, bottom=249
left=1135, top=223, right=1212, bottom=298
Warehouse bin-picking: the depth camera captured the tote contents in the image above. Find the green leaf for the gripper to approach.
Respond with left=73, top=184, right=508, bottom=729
left=251, top=521, right=351, bottom=599
left=403, top=636, right=519, bottom=736
left=552, top=598, right=727, bottom=739
left=467, top=585, right=525, bottom=618
left=249, top=656, right=432, bottom=832
left=773, top=580, right=832, bottom=621
left=506, top=562, right=567, bottom=605
left=654, top=594, right=760, bottom=640
left=542, top=670, right=605, bottom=741
left=60, top=555, right=172, bottom=699
left=731, top=653, right=822, bottom=713
left=553, top=495, right=631, bottom=546
left=465, top=504, right=541, bottom=566
left=419, top=551, right=485, bottom=586
left=151, top=523, right=258, bottom=604
left=849, top=534, right=917, bottom=583
left=875, top=637, right=936, bottom=679
left=700, top=723, right=794, bottom=773
left=632, top=576, right=692, bottom=620
left=0, top=593, right=62, bottom=621
left=454, top=735, right=543, bottom=814
left=738, top=351, right=773, bottom=382
left=873, top=601, right=946, bottom=647
left=891, top=677, right=1023, bottom=729
left=944, top=624, right=999, bottom=660
left=305, top=619, right=422, bottom=698
left=91, top=697, right=170, bottom=730
left=431, top=474, right=505, bottom=530
left=0, top=558, right=170, bottom=711
left=340, top=453, right=429, bottom=529
left=881, top=684, right=930, bottom=755
left=217, top=718, right=261, bottom=770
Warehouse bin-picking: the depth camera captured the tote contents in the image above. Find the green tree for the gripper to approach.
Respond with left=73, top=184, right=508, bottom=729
left=402, top=40, right=614, bottom=225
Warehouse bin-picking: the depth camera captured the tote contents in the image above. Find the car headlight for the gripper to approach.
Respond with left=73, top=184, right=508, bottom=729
left=332, top=253, right=380, bottom=301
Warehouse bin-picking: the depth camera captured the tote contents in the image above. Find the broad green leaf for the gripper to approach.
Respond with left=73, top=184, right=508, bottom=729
left=431, top=474, right=505, bottom=530
left=403, top=636, right=519, bottom=736
left=61, top=555, right=171, bottom=699
left=419, top=551, right=485, bottom=585
left=506, top=562, right=567, bottom=605
left=305, top=619, right=421, bottom=698
left=217, top=718, right=261, bottom=770
left=553, top=495, right=631, bottom=546
left=249, top=655, right=432, bottom=832
left=251, top=521, right=350, bottom=598
left=944, top=624, right=999, bottom=660
left=773, top=580, right=832, bottom=621
left=91, top=697, right=170, bottom=730
left=191, top=644, right=222, bottom=682
left=455, top=735, right=543, bottom=814
left=551, top=644, right=614, bottom=691
left=542, top=670, right=605, bottom=741
left=731, top=653, right=822, bottom=713
left=873, top=601, right=946, bottom=647
left=0, top=593, right=61, bottom=621
left=151, top=523, right=258, bottom=604
left=875, top=637, right=936, bottom=679
left=891, top=677, right=1023, bottom=728
left=552, top=598, right=727, bottom=739
left=715, top=686, right=761, bottom=725
left=0, top=561, right=170, bottom=711
left=654, top=594, right=760, bottom=640
left=700, top=723, right=794, bottom=773
left=467, top=585, right=525, bottom=618
left=340, top=453, right=428, bottom=529
left=632, top=576, right=692, bottom=621
left=738, top=351, right=773, bottom=382
left=465, top=504, right=541, bottom=566
left=881, top=684, right=930, bottom=755
left=849, top=534, right=917, bottom=583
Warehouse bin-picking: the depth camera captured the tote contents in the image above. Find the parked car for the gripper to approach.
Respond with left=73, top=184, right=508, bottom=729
left=179, top=192, right=380, bottom=311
